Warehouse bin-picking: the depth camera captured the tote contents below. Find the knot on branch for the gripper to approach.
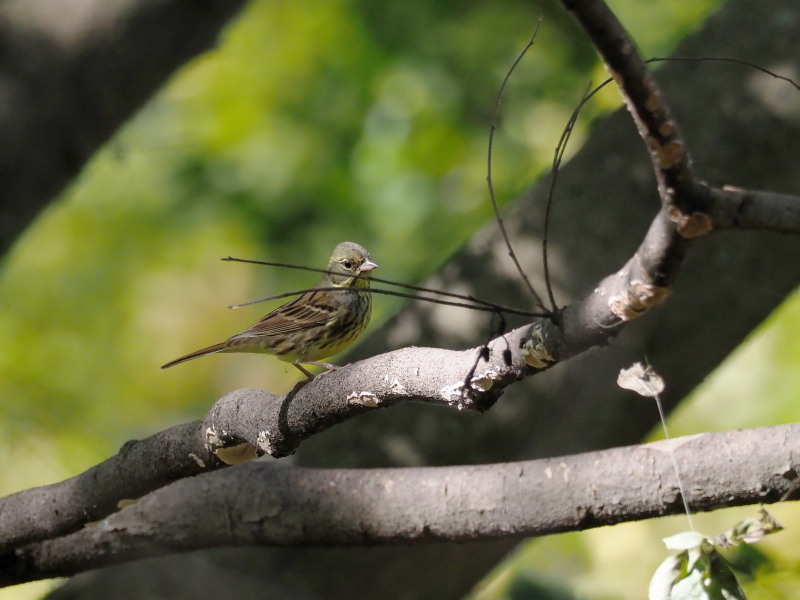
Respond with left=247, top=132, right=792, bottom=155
left=651, top=138, right=685, bottom=170
left=609, top=280, right=671, bottom=321
left=668, top=205, right=713, bottom=238
left=205, top=430, right=258, bottom=465
left=520, top=321, right=556, bottom=369
left=203, top=388, right=300, bottom=460
left=439, top=368, right=504, bottom=412
left=347, top=391, right=384, bottom=407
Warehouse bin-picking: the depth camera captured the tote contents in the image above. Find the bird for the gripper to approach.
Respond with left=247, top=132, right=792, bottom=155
left=161, top=241, right=377, bottom=378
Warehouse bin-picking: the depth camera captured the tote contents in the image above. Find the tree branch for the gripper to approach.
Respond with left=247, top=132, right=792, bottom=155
left=0, top=0, right=246, bottom=256
left=560, top=0, right=697, bottom=218
left=560, top=0, right=800, bottom=239
left=2, top=424, right=798, bottom=586
left=0, top=422, right=219, bottom=554
left=708, top=185, right=800, bottom=233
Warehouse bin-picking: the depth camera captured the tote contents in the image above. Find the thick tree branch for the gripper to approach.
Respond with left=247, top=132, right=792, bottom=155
left=0, top=0, right=246, bottom=256
left=560, top=0, right=800, bottom=239
left=560, top=0, right=709, bottom=234
left=0, top=342, right=530, bottom=553
left=2, top=424, right=798, bottom=586
left=0, top=422, right=219, bottom=554
left=708, top=185, right=800, bottom=233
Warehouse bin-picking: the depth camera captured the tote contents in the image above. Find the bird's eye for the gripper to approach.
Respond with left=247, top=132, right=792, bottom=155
left=343, top=260, right=353, bottom=269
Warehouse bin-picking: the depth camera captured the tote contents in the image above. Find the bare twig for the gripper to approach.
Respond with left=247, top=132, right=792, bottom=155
left=229, top=285, right=545, bottom=317
left=486, top=19, right=546, bottom=310
left=222, top=257, right=545, bottom=317
left=542, top=81, right=599, bottom=311
left=650, top=56, right=800, bottom=90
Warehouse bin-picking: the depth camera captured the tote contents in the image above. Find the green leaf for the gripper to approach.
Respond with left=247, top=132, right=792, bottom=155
left=663, top=531, right=707, bottom=551
left=649, top=544, right=747, bottom=600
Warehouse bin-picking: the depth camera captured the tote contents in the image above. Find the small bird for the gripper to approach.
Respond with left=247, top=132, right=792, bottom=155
left=162, top=241, right=377, bottom=378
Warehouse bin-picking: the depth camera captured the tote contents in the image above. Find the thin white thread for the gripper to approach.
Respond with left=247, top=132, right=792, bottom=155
left=653, top=389, right=695, bottom=532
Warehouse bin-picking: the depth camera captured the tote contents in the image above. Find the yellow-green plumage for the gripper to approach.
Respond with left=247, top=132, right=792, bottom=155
left=162, top=241, right=376, bottom=377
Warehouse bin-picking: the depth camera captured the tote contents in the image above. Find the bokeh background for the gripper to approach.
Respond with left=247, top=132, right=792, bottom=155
left=2, top=0, right=799, bottom=598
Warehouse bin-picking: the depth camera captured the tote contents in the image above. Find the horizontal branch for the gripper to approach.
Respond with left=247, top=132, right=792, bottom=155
left=0, top=422, right=220, bottom=554
left=0, top=342, right=529, bottom=554
left=3, top=424, right=798, bottom=586
left=708, top=185, right=800, bottom=233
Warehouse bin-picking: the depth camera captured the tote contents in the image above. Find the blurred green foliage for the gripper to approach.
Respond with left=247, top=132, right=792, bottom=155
left=4, top=0, right=800, bottom=598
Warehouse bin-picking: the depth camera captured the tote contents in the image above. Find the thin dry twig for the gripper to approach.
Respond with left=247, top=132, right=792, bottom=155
left=650, top=56, right=800, bottom=90
left=486, top=19, right=546, bottom=310
left=541, top=81, right=600, bottom=311
left=228, top=285, right=545, bottom=318
left=222, top=256, right=545, bottom=317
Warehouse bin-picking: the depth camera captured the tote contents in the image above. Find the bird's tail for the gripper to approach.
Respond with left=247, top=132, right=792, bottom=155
left=161, top=342, right=228, bottom=369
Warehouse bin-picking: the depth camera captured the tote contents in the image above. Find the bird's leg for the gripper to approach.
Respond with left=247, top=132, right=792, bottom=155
left=292, top=360, right=341, bottom=380
left=292, top=363, right=315, bottom=379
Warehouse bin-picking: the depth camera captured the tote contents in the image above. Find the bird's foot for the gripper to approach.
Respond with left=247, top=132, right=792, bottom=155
left=293, top=361, right=339, bottom=380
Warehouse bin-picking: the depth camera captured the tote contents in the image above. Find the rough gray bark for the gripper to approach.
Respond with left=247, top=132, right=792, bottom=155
left=4, top=425, right=799, bottom=586
left=3, top=0, right=796, bottom=597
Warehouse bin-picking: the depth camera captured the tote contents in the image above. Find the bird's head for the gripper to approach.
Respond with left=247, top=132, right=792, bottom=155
left=326, top=241, right=377, bottom=287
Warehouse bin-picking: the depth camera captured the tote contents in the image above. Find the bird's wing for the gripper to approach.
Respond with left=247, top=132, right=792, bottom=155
left=242, top=290, right=342, bottom=336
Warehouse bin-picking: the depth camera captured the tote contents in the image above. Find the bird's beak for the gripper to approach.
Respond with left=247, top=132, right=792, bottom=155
left=359, top=259, right=378, bottom=273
